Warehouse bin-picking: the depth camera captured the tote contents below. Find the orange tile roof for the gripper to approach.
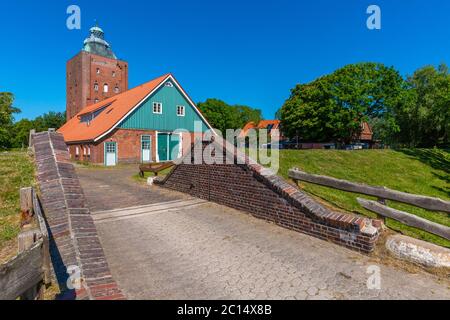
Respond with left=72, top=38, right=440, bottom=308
left=58, top=74, right=171, bottom=143
left=256, top=120, right=280, bottom=130
left=239, top=120, right=281, bottom=138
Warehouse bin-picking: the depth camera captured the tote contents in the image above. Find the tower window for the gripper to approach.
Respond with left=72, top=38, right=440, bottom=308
left=176, top=105, right=185, bottom=117
left=104, top=83, right=109, bottom=93
left=112, top=71, right=116, bottom=77
left=94, top=83, right=99, bottom=91
left=114, top=86, right=120, bottom=93
left=153, top=102, right=162, bottom=114
left=97, top=68, right=100, bottom=74
left=95, top=98, right=99, bottom=103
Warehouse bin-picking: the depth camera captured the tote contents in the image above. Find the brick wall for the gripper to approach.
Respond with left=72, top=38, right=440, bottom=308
left=68, top=129, right=198, bottom=165
left=32, top=131, right=125, bottom=300
left=159, top=139, right=380, bottom=253
left=66, top=51, right=128, bottom=120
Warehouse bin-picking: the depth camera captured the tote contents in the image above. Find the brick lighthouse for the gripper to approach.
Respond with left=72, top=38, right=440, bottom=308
left=66, top=24, right=128, bottom=120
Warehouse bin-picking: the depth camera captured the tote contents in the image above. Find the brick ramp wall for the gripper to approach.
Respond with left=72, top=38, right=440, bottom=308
left=32, top=132, right=125, bottom=300
left=158, top=140, right=380, bottom=253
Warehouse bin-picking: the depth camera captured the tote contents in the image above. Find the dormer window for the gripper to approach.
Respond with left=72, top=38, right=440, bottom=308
left=153, top=102, right=162, bottom=114
left=104, top=83, right=109, bottom=93
left=80, top=103, right=111, bottom=124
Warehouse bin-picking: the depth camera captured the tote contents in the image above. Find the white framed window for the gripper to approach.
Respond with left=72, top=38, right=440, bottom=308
left=176, top=105, right=185, bottom=117
left=75, top=146, right=79, bottom=156
left=83, top=146, right=87, bottom=156
left=88, top=146, right=91, bottom=156
left=153, top=102, right=163, bottom=114
left=103, top=83, right=109, bottom=93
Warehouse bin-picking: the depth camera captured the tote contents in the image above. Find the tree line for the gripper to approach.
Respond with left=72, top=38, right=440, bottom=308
left=197, top=98, right=263, bottom=134
left=0, top=92, right=66, bottom=149
left=0, top=93, right=262, bottom=150
left=1, top=62, right=449, bottom=150
left=279, top=62, right=450, bottom=148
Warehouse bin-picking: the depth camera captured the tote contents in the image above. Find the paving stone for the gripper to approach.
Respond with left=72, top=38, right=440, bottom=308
left=72, top=163, right=450, bottom=300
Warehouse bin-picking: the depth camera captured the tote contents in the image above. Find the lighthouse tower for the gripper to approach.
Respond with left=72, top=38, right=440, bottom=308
left=66, top=24, right=128, bottom=120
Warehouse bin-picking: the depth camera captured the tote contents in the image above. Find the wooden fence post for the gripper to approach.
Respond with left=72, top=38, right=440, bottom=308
left=18, top=229, right=40, bottom=254
left=20, top=187, right=33, bottom=214
left=29, top=129, right=36, bottom=148
left=33, top=190, right=51, bottom=285
left=20, top=187, right=34, bottom=225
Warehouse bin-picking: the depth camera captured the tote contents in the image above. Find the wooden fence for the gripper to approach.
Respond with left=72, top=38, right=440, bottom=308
left=288, top=169, right=450, bottom=241
left=0, top=187, right=51, bottom=300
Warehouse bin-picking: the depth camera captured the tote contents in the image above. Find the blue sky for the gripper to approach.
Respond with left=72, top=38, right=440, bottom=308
left=1, top=0, right=450, bottom=121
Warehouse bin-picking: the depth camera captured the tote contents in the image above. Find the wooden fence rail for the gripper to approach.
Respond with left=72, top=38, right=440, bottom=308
left=357, top=198, right=450, bottom=240
left=288, top=169, right=450, bottom=241
left=0, top=187, right=51, bottom=300
left=288, top=169, right=450, bottom=213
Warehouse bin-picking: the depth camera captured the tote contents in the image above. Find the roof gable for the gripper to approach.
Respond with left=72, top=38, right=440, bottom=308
left=58, top=74, right=213, bottom=142
left=118, top=79, right=211, bottom=132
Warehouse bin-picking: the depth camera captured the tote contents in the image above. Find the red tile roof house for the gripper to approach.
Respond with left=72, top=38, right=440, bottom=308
left=239, top=120, right=284, bottom=139
left=239, top=120, right=374, bottom=149
left=358, top=121, right=374, bottom=142
left=58, top=74, right=214, bottom=166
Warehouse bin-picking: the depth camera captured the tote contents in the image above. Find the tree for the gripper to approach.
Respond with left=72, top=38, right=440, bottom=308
left=235, top=105, right=262, bottom=128
left=197, top=99, right=262, bottom=134
left=33, top=111, right=66, bottom=132
left=0, top=92, right=20, bottom=149
left=280, top=63, right=405, bottom=143
left=392, top=64, right=450, bottom=147
left=10, top=111, right=66, bottom=148
left=11, top=118, right=34, bottom=148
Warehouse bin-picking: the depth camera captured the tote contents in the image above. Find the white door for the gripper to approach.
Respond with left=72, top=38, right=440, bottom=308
left=105, top=142, right=117, bottom=166
left=141, top=136, right=151, bottom=163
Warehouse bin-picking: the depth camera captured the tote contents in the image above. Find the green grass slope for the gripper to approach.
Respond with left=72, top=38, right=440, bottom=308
left=272, top=148, right=449, bottom=247
left=0, top=151, right=35, bottom=253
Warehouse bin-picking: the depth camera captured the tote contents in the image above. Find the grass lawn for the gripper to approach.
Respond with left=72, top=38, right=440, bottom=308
left=265, top=148, right=449, bottom=247
left=0, top=151, right=35, bottom=262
